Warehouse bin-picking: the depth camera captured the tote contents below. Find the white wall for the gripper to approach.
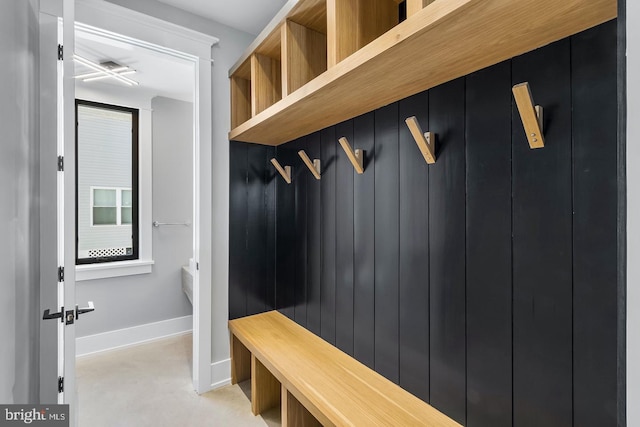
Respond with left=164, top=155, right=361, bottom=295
left=74, top=88, right=194, bottom=338
left=104, top=0, right=255, bottom=363
left=628, top=1, right=638, bottom=425
left=0, top=0, right=41, bottom=404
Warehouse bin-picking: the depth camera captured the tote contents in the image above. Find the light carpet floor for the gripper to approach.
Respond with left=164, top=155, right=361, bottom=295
left=76, top=333, right=280, bottom=427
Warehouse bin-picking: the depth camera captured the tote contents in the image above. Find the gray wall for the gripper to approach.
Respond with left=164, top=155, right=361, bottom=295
left=0, top=0, right=41, bottom=404
left=76, top=96, right=194, bottom=337
left=104, top=0, right=255, bottom=362
left=628, top=1, right=638, bottom=425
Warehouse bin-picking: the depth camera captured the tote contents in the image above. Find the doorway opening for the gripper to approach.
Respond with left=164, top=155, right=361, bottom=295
left=72, top=20, right=200, bottom=395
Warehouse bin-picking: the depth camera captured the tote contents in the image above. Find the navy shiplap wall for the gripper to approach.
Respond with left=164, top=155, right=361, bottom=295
left=228, top=142, right=276, bottom=319
left=229, top=20, right=619, bottom=427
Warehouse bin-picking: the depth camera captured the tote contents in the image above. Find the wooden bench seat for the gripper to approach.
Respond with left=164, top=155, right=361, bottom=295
left=229, top=310, right=461, bottom=427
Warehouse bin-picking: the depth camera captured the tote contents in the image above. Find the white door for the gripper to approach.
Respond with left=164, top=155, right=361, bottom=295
left=61, top=0, right=78, bottom=419
left=40, top=1, right=90, bottom=425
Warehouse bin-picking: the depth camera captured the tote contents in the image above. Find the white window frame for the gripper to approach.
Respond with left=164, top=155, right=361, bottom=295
left=90, top=186, right=132, bottom=227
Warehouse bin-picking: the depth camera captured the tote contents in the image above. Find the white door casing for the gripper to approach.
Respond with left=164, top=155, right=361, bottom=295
left=62, top=0, right=77, bottom=421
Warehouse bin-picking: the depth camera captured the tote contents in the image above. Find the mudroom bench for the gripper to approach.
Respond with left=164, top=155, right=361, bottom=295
left=228, top=310, right=460, bottom=426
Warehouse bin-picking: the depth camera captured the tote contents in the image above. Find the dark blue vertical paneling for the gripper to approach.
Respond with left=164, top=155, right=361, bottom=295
left=374, top=103, right=400, bottom=383
left=306, top=132, right=323, bottom=336
left=398, top=91, right=430, bottom=402
left=247, top=145, right=268, bottom=315
left=294, top=137, right=309, bottom=327
left=512, top=38, right=573, bottom=427
left=353, top=112, right=376, bottom=369
left=335, top=120, right=355, bottom=355
left=428, top=78, right=467, bottom=425
left=276, top=145, right=297, bottom=319
left=229, top=141, right=248, bottom=320
left=572, top=20, right=618, bottom=427
left=321, top=126, right=337, bottom=344
left=265, top=146, right=277, bottom=311
left=465, top=62, right=513, bottom=427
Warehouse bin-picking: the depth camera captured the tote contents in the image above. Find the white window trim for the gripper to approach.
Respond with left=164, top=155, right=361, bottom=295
left=76, top=259, right=154, bottom=281
left=76, top=105, right=153, bottom=280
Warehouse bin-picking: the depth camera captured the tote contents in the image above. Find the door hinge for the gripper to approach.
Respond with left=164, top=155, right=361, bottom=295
left=58, top=376, right=64, bottom=393
left=57, top=44, right=63, bottom=60
left=58, top=266, right=64, bottom=282
left=57, top=156, right=64, bottom=171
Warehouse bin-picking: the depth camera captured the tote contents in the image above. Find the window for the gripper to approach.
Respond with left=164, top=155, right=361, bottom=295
left=76, top=100, right=139, bottom=264
left=91, top=187, right=132, bottom=226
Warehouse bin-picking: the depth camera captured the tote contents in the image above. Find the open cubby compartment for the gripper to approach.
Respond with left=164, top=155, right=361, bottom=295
left=251, top=27, right=283, bottom=116
left=327, top=0, right=401, bottom=67
left=283, top=0, right=328, bottom=96
left=230, top=59, right=252, bottom=129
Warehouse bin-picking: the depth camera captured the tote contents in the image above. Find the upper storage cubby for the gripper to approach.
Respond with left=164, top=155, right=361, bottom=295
left=283, top=0, right=328, bottom=95
left=229, top=0, right=617, bottom=145
left=251, top=29, right=283, bottom=116
left=327, top=0, right=400, bottom=67
left=230, top=59, right=251, bottom=129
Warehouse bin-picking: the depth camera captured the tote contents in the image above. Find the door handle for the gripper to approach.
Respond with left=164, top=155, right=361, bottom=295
left=43, top=302, right=95, bottom=324
left=76, top=301, right=95, bottom=318
left=43, top=307, right=64, bottom=322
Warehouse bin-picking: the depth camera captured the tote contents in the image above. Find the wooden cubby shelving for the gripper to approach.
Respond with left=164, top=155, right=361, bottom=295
left=327, top=0, right=400, bottom=68
left=229, top=0, right=617, bottom=146
left=252, top=29, right=283, bottom=116
left=284, top=0, right=328, bottom=95
left=230, top=59, right=251, bottom=129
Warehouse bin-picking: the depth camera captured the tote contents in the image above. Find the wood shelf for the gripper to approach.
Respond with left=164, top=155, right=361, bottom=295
left=229, top=0, right=616, bottom=146
left=230, top=60, right=251, bottom=129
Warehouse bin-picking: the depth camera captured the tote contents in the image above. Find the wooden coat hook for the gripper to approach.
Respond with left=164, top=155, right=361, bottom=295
left=405, top=116, right=436, bottom=164
left=338, top=137, right=364, bottom=174
left=512, top=82, right=544, bottom=149
left=298, top=150, right=321, bottom=180
left=270, top=158, right=292, bottom=184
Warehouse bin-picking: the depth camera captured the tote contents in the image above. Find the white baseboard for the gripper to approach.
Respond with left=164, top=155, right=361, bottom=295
left=210, top=358, right=231, bottom=390
left=76, top=315, right=193, bottom=357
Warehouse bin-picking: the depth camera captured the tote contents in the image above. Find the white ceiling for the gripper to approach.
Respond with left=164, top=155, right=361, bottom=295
left=73, top=0, right=288, bottom=100
left=155, top=0, right=288, bottom=35
left=75, top=27, right=194, bottom=102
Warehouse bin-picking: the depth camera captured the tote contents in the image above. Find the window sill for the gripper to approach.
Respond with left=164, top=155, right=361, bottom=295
left=76, top=260, right=154, bottom=282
